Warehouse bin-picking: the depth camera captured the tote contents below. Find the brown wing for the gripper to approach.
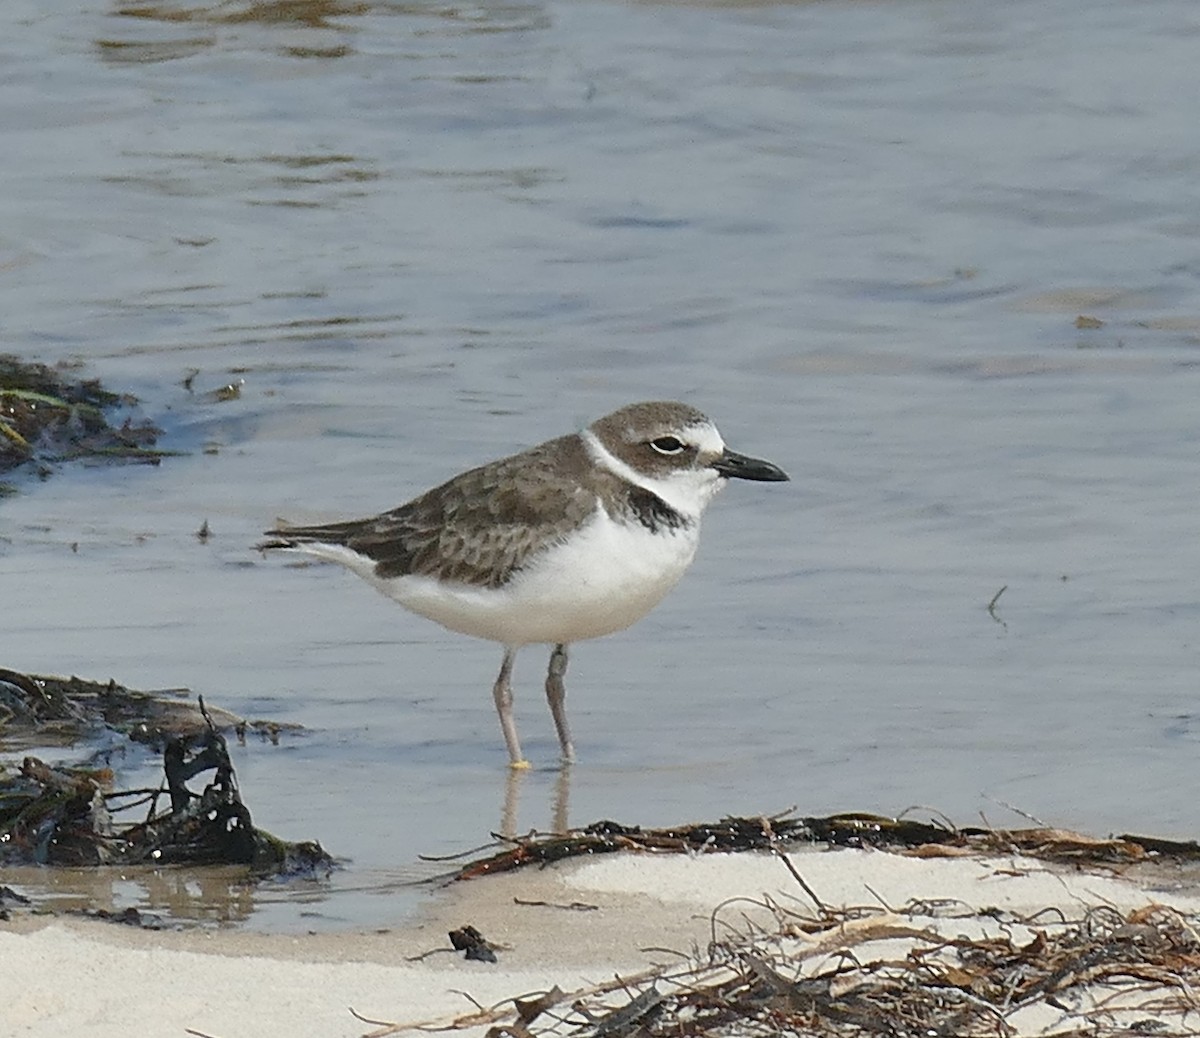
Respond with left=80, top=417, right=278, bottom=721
left=263, top=434, right=598, bottom=588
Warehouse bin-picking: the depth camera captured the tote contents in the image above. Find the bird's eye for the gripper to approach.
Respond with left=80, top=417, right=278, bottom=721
left=650, top=436, right=685, bottom=455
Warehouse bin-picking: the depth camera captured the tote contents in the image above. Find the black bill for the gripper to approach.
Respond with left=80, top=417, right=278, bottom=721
left=712, top=448, right=789, bottom=482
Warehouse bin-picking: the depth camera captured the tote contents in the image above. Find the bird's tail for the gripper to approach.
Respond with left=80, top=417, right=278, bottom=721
left=258, top=519, right=362, bottom=551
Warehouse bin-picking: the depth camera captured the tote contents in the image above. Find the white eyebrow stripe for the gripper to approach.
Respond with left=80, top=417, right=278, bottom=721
left=685, top=421, right=726, bottom=457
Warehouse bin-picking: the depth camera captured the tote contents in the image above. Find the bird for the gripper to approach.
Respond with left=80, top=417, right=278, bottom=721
left=260, top=401, right=788, bottom=768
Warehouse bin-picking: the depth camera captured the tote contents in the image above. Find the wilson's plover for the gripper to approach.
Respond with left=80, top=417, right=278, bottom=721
left=261, top=401, right=788, bottom=767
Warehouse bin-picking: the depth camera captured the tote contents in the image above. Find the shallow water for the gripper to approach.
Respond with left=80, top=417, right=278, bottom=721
left=4, top=0, right=1200, bottom=930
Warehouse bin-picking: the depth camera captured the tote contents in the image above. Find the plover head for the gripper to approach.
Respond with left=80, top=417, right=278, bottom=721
left=583, top=400, right=789, bottom=520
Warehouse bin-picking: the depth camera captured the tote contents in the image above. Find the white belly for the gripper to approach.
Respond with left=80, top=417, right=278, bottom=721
left=303, top=510, right=702, bottom=646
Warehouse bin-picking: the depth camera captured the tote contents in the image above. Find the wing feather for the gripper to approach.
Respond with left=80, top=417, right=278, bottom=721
left=262, top=435, right=598, bottom=588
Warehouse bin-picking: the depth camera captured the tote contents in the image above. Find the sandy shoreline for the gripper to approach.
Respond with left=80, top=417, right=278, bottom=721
left=6, top=844, right=1200, bottom=1036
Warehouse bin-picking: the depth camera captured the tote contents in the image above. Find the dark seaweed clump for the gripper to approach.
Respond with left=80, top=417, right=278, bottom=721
left=0, top=355, right=173, bottom=484
left=0, top=668, right=327, bottom=876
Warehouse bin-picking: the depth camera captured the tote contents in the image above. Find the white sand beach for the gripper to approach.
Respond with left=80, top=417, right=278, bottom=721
left=6, top=844, right=1200, bottom=1037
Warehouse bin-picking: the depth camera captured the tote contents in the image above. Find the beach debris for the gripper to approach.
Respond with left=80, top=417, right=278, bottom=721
left=444, top=811, right=1200, bottom=881
left=987, top=583, right=1007, bottom=627
left=335, top=815, right=1198, bottom=1035
left=370, top=885, right=1200, bottom=1038
left=0, top=885, right=31, bottom=922
left=587, top=984, right=663, bottom=1036
left=0, top=668, right=326, bottom=877
left=512, top=897, right=599, bottom=912
left=74, top=906, right=168, bottom=930
left=0, top=667, right=298, bottom=751
left=513, top=986, right=565, bottom=1025
left=407, top=925, right=504, bottom=965
left=0, top=354, right=174, bottom=483
left=205, top=378, right=244, bottom=403
left=449, top=925, right=499, bottom=963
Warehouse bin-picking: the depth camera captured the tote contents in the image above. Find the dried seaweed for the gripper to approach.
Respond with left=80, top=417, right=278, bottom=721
left=448, top=812, right=1200, bottom=881
left=367, top=817, right=1200, bottom=1035
left=370, top=891, right=1200, bottom=1038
